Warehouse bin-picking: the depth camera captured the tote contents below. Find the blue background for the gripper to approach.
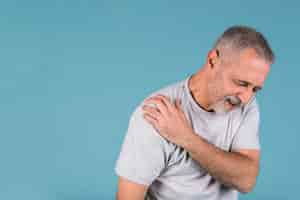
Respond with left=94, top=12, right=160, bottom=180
left=0, top=0, right=299, bottom=199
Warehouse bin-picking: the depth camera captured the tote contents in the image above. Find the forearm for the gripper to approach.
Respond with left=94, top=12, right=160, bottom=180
left=183, top=132, right=259, bottom=193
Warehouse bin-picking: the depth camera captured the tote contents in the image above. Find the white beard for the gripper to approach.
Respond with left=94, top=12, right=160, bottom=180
left=208, top=99, right=228, bottom=114
left=208, top=96, right=241, bottom=114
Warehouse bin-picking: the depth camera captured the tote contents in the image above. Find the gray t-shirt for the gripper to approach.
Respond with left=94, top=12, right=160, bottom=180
left=115, top=75, right=260, bottom=200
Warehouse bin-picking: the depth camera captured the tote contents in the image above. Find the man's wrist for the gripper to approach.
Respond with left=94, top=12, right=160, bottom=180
left=181, top=130, right=200, bottom=150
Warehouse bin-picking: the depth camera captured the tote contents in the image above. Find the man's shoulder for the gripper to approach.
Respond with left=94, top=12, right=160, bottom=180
left=139, top=77, right=186, bottom=107
left=128, top=77, right=187, bottom=138
left=130, top=77, right=186, bottom=119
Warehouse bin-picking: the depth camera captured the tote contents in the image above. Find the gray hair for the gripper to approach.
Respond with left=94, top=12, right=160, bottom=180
left=213, top=25, right=275, bottom=64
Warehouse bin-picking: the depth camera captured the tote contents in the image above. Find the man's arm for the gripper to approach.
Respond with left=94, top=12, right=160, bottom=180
left=116, top=176, right=148, bottom=200
left=183, top=134, right=259, bottom=193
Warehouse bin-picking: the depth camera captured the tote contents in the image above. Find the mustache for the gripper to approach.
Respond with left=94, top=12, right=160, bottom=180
left=224, top=96, right=241, bottom=106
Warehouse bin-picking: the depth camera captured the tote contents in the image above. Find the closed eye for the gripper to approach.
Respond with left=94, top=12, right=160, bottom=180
left=234, top=80, right=249, bottom=87
left=233, top=79, right=263, bottom=93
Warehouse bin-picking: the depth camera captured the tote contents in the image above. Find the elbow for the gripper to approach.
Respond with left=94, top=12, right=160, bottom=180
left=238, top=184, right=254, bottom=194
left=237, top=176, right=257, bottom=194
left=237, top=162, right=259, bottom=194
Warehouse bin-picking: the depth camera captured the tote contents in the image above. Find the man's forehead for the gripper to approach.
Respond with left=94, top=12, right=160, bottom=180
left=240, top=48, right=259, bottom=59
left=228, top=48, right=269, bottom=70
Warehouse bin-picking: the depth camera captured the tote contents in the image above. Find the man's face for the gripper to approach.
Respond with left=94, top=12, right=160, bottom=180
left=208, top=48, right=270, bottom=114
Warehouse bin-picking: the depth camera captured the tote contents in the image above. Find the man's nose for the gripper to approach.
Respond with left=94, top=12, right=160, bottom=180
left=237, top=88, right=254, bottom=105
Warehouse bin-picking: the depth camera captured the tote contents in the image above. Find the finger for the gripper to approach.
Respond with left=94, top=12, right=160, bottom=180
left=143, top=113, right=159, bottom=128
left=142, top=104, right=161, bottom=117
left=143, top=97, right=169, bottom=116
left=154, top=94, right=174, bottom=112
left=143, top=106, right=163, bottom=122
left=175, top=98, right=186, bottom=118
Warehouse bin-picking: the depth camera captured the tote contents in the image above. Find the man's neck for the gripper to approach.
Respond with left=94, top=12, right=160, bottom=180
left=188, top=68, right=213, bottom=112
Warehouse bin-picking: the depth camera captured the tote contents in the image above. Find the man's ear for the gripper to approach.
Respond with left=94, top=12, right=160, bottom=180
left=207, top=49, right=220, bottom=68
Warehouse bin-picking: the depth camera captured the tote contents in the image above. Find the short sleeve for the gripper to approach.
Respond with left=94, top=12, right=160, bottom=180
left=230, top=102, right=261, bottom=151
left=115, top=104, right=169, bottom=186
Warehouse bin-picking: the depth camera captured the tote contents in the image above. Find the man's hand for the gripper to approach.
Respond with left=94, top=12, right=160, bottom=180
left=142, top=94, right=195, bottom=148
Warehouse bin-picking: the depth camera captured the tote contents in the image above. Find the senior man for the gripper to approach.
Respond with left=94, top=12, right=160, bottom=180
left=115, top=25, right=274, bottom=200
